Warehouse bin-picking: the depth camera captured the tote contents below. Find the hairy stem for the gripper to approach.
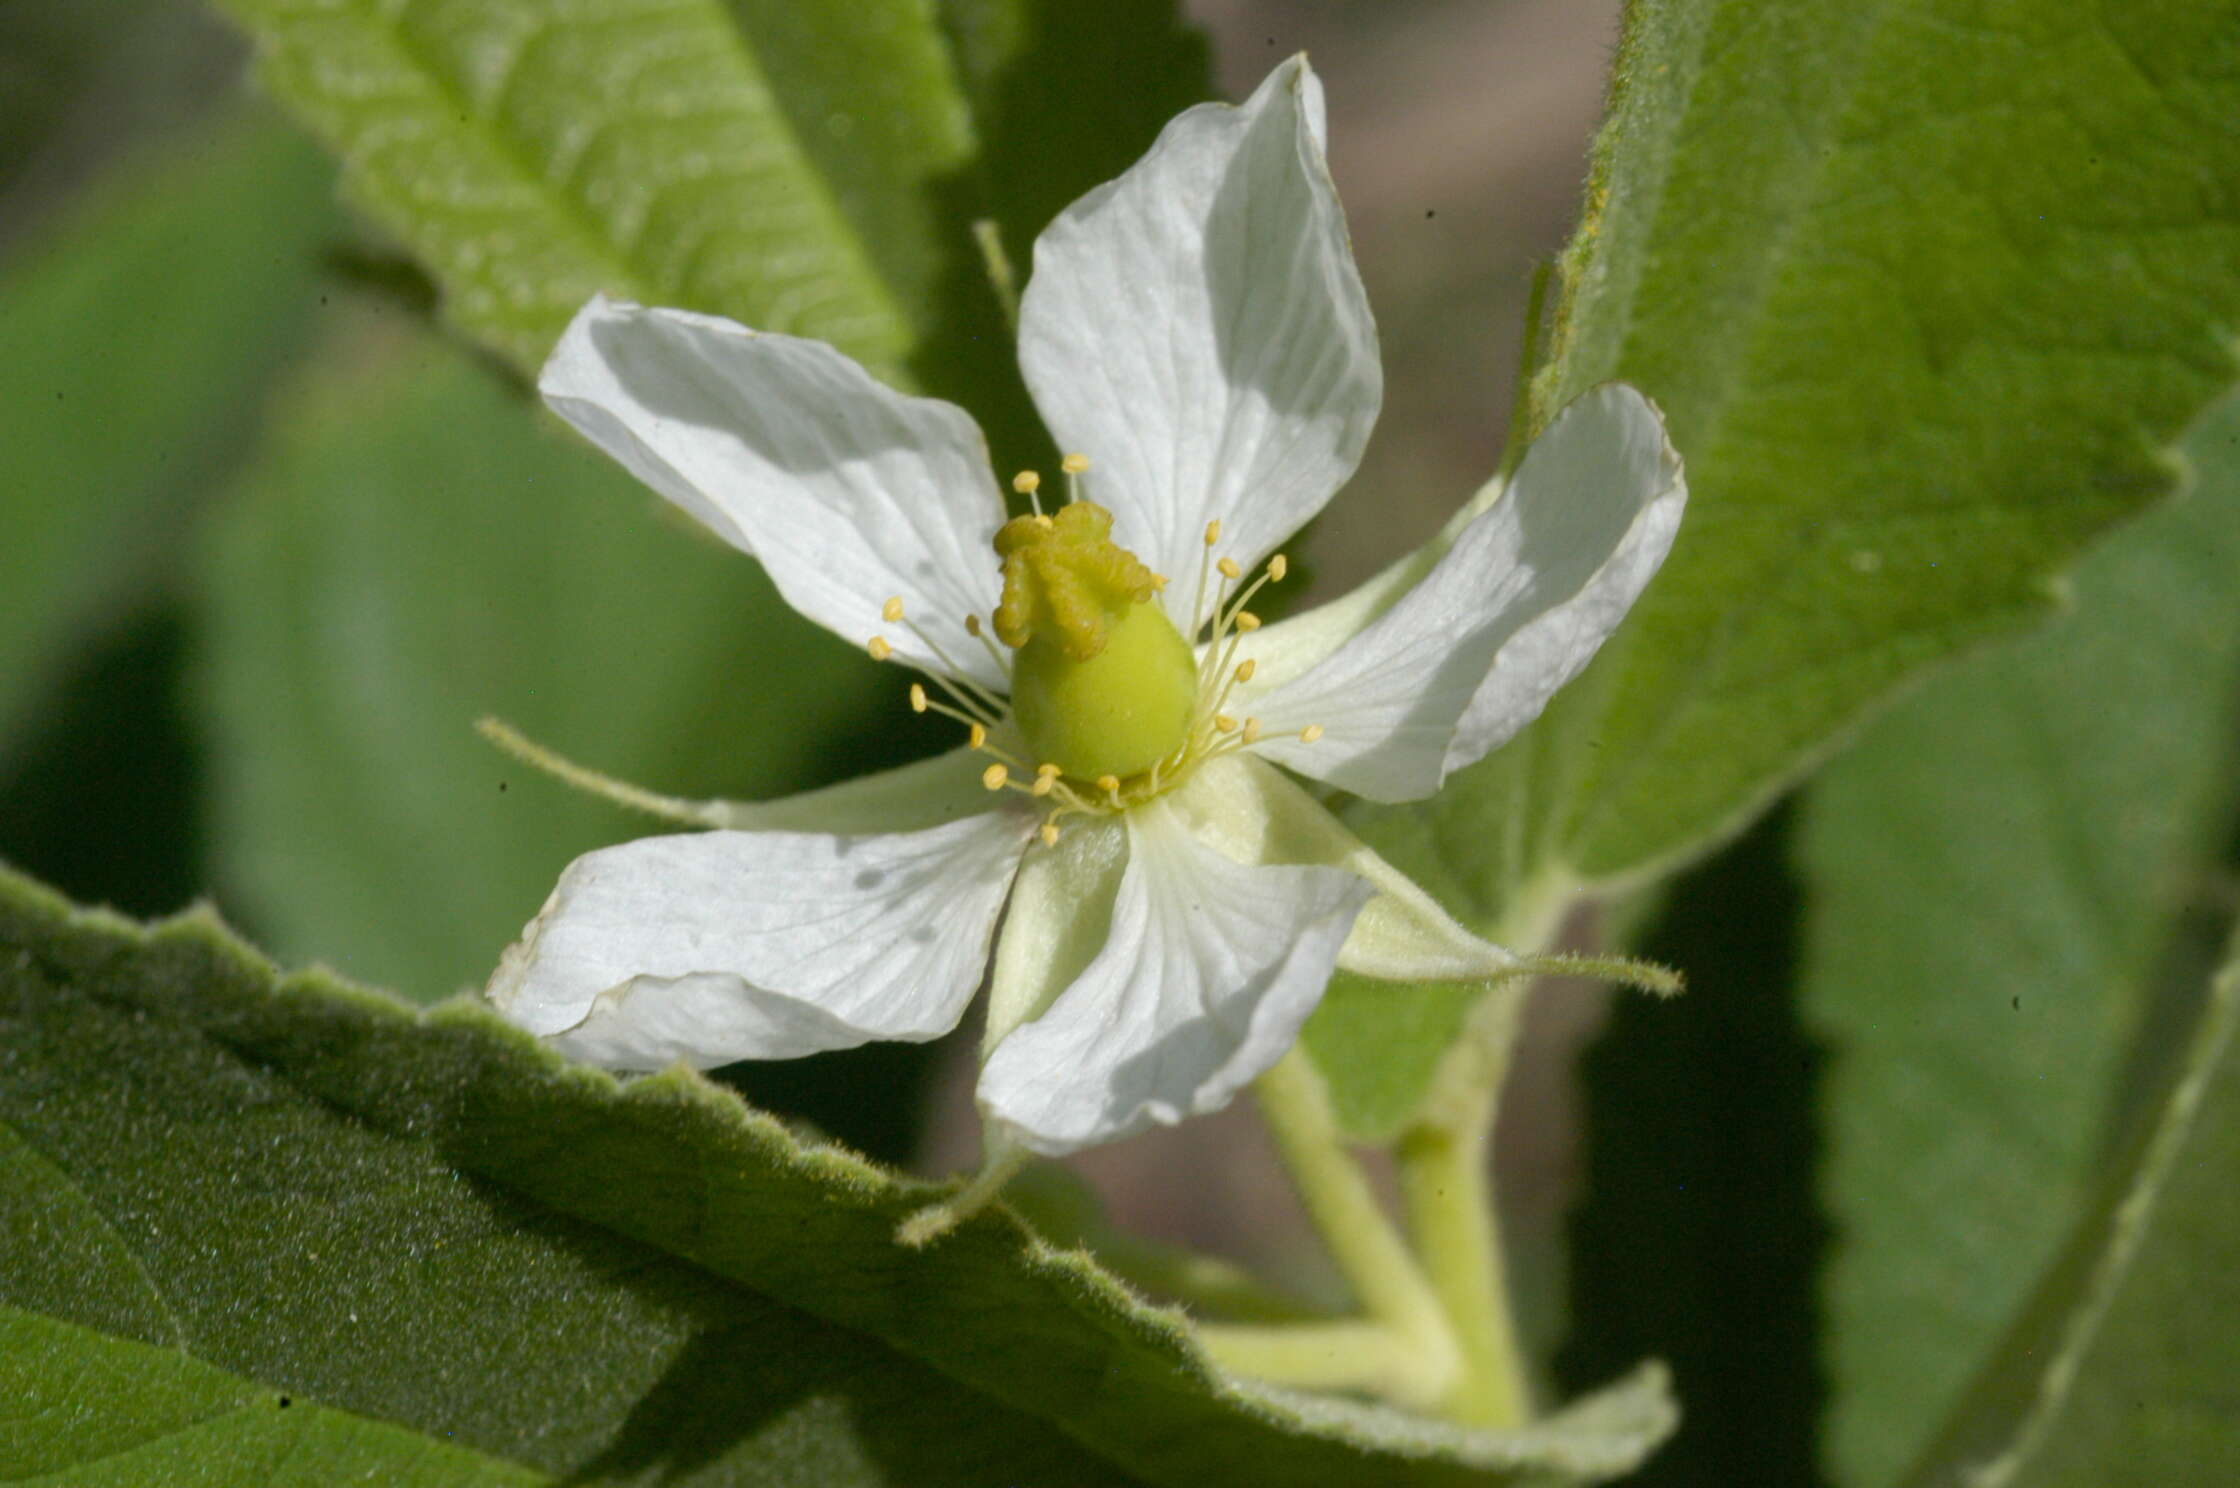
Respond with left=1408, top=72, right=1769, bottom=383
left=1248, top=1048, right=1461, bottom=1410
left=1396, top=991, right=1531, bottom=1428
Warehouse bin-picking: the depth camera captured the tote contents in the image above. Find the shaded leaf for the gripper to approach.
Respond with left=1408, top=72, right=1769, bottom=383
left=1903, top=936, right=2240, bottom=1486
left=0, top=114, right=335, bottom=760
left=0, top=863, right=1675, bottom=1486
left=1799, top=389, right=2240, bottom=1484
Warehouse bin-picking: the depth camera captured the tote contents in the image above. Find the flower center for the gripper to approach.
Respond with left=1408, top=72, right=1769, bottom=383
left=993, top=501, right=1197, bottom=781
left=864, top=458, right=1324, bottom=848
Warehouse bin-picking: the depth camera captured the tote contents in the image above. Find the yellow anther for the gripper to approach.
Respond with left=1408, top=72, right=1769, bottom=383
left=1234, top=658, right=1257, bottom=683
left=1040, top=821, right=1062, bottom=847
left=1215, top=714, right=1240, bottom=733
left=1060, top=453, right=1091, bottom=474
left=1033, top=513, right=1055, bottom=529
left=1234, top=611, right=1262, bottom=632
left=1096, top=774, right=1121, bottom=793
left=1267, top=554, right=1288, bottom=582
left=982, top=763, right=1010, bottom=790
left=1241, top=717, right=1263, bottom=744
left=1031, top=763, right=1060, bottom=797
left=1013, top=470, right=1042, bottom=495
left=1299, top=724, right=1324, bottom=743
left=1036, top=761, right=1061, bottom=778
left=968, top=722, right=989, bottom=749
left=908, top=683, right=929, bottom=713
left=882, top=595, right=905, bottom=623
left=1217, top=556, right=1242, bottom=581
left=1204, top=519, right=1222, bottom=547
left=868, top=636, right=894, bottom=661
left=965, top=613, right=983, bottom=637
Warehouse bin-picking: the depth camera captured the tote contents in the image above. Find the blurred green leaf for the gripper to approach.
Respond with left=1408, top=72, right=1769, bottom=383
left=0, top=863, right=1680, bottom=1487
left=208, top=0, right=975, bottom=376
left=195, top=320, right=916, bottom=1002
left=1798, top=390, right=2240, bottom=1485
left=0, top=0, right=240, bottom=223
left=1901, top=935, right=2240, bottom=1487
left=1312, top=0, right=2240, bottom=1137
left=0, top=114, right=335, bottom=761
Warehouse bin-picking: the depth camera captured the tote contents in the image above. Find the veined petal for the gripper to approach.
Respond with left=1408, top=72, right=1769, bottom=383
left=541, top=296, right=1009, bottom=690
left=711, top=746, right=993, bottom=835
left=487, top=811, right=1034, bottom=1068
left=1167, top=756, right=1524, bottom=984
left=1016, top=55, right=1380, bottom=597
left=1248, top=384, right=1685, bottom=802
left=978, top=816, right=1129, bottom=1058
left=977, top=789, right=1371, bottom=1156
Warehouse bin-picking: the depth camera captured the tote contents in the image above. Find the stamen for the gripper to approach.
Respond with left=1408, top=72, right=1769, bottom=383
left=1241, top=717, right=1263, bottom=744
left=1267, top=553, right=1289, bottom=582
left=982, top=763, right=1010, bottom=790
left=963, top=613, right=1011, bottom=677
left=1040, top=820, right=1062, bottom=847
left=1031, top=763, right=1060, bottom=797
left=1061, top=452, right=1090, bottom=506
left=867, top=636, right=893, bottom=661
left=901, top=617, right=1010, bottom=707
left=1234, top=611, right=1262, bottom=632
left=1204, top=520, right=1222, bottom=547
left=968, top=722, right=988, bottom=749
left=1215, top=714, right=1239, bottom=733
left=909, top=683, right=929, bottom=713
left=1013, top=469, right=1044, bottom=519
left=882, top=595, right=905, bottom=623
left=1299, top=724, right=1324, bottom=743
left=1217, top=556, right=1242, bottom=581
left=1234, top=658, right=1257, bottom=683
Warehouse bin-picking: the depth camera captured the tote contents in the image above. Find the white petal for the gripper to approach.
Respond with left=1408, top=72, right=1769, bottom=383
left=486, top=811, right=1033, bottom=1069
left=1171, top=756, right=1525, bottom=984
left=977, top=791, right=1371, bottom=1155
left=978, top=817, right=1129, bottom=1059
left=711, top=746, right=994, bottom=835
left=541, top=296, right=1008, bottom=690
left=1016, top=55, right=1380, bottom=595
left=1248, top=384, right=1685, bottom=802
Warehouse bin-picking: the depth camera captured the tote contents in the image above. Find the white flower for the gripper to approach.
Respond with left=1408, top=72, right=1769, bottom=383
left=486, top=57, right=1685, bottom=1169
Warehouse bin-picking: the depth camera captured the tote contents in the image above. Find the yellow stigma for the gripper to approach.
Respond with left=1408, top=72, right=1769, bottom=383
left=993, top=501, right=1197, bottom=782
left=993, top=501, right=1161, bottom=662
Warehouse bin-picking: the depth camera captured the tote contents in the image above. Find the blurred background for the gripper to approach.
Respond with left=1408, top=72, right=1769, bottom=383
left=17, top=4, right=2225, bottom=1486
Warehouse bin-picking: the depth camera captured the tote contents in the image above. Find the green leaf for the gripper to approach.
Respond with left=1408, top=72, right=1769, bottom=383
left=3, top=1309, right=544, bottom=1484
left=194, top=319, right=914, bottom=1004
left=1799, top=389, right=2240, bottom=1485
left=0, top=863, right=1677, bottom=1486
left=0, top=113, right=335, bottom=760
left=207, top=0, right=977, bottom=376
left=1900, top=936, right=2240, bottom=1487
left=1312, top=0, right=2240, bottom=1135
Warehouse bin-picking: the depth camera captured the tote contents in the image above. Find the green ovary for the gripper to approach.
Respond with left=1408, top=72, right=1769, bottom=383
left=1012, top=600, right=1197, bottom=780
left=993, top=501, right=1198, bottom=781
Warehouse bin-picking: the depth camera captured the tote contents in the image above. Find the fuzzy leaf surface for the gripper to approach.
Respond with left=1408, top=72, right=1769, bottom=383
left=1311, top=0, right=2240, bottom=1137
left=0, top=864, right=1676, bottom=1486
